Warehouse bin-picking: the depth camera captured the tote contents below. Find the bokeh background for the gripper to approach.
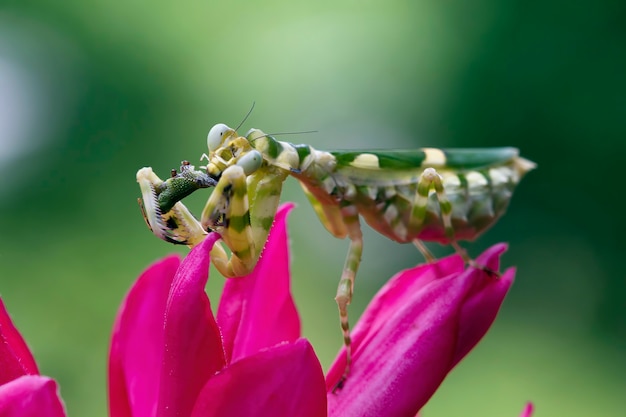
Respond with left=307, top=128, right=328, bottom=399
left=1, top=1, right=624, bottom=415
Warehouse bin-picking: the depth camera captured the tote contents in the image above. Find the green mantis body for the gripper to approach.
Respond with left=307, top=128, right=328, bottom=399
left=137, top=123, right=535, bottom=388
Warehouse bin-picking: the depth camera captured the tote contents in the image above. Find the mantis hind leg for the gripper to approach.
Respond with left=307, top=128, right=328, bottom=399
left=451, top=241, right=500, bottom=277
left=410, top=167, right=455, bottom=240
left=413, top=239, right=435, bottom=262
left=411, top=168, right=499, bottom=276
left=409, top=167, right=456, bottom=265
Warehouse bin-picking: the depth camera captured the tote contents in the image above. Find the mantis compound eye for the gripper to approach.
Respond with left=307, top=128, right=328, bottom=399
left=207, top=123, right=232, bottom=152
left=236, top=150, right=263, bottom=175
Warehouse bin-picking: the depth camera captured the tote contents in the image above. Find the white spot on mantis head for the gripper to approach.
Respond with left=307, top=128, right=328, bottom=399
left=207, top=123, right=232, bottom=152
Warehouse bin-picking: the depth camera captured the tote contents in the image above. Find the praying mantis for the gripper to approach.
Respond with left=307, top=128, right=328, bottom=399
left=137, top=122, right=535, bottom=388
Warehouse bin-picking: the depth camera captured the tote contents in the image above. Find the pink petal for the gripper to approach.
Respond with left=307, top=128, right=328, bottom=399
left=217, top=203, right=301, bottom=363
left=0, top=375, right=66, bottom=417
left=519, top=402, right=534, bottom=417
left=451, top=244, right=515, bottom=366
left=108, top=255, right=181, bottom=417
left=327, top=245, right=513, bottom=417
left=452, top=268, right=515, bottom=366
left=191, top=339, right=326, bottom=417
left=0, top=299, right=39, bottom=385
left=325, top=253, right=464, bottom=391
left=157, top=233, right=226, bottom=417
left=327, top=270, right=470, bottom=416
left=342, top=254, right=465, bottom=361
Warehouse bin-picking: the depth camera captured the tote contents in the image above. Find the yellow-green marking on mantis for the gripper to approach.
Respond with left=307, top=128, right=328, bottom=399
left=136, top=123, right=535, bottom=390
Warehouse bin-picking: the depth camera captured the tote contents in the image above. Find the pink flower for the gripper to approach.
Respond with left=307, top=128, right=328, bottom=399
left=325, top=243, right=517, bottom=416
left=0, top=298, right=67, bottom=417
left=109, top=203, right=326, bottom=417
left=109, top=203, right=530, bottom=417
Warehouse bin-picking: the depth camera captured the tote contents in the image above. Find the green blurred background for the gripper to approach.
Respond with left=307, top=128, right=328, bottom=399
left=1, top=0, right=624, bottom=415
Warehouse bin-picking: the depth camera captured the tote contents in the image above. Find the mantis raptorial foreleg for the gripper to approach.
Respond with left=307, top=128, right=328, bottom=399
left=200, top=165, right=258, bottom=277
left=200, top=163, right=289, bottom=278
